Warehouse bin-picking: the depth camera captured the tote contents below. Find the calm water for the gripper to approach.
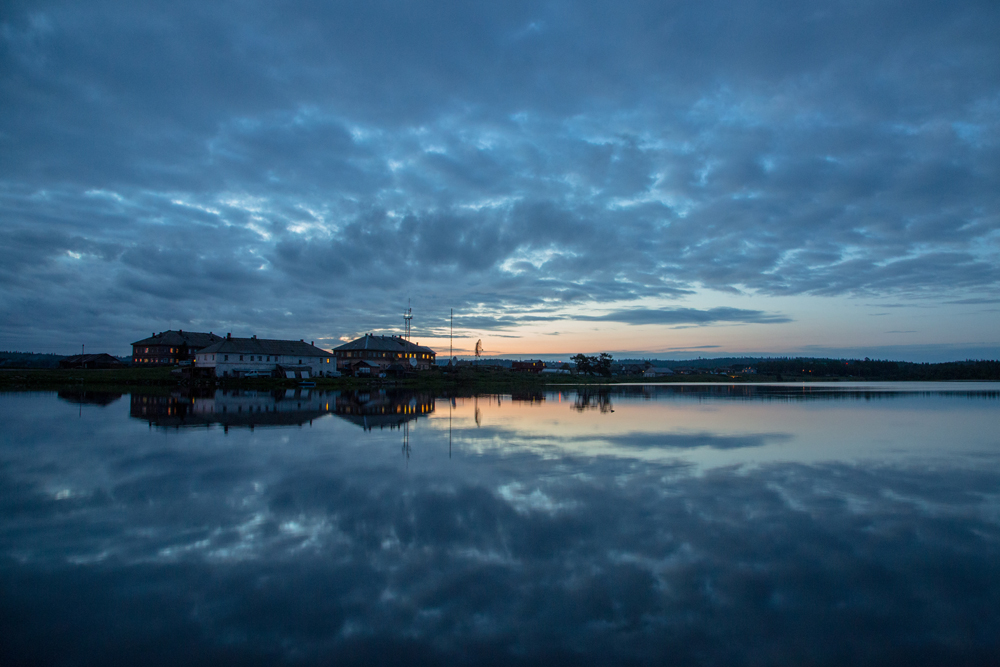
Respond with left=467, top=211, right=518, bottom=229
left=2, top=384, right=999, bottom=666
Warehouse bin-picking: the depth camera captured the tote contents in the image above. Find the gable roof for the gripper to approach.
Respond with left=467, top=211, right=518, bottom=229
left=333, top=334, right=436, bottom=355
left=197, top=337, right=333, bottom=358
left=59, top=353, right=125, bottom=366
left=132, top=330, right=223, bottom=348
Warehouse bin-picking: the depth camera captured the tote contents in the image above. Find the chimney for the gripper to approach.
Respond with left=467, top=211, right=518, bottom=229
left=311, top=341, right=314, bottom=346
left=227, top=332, right=231, bottom=339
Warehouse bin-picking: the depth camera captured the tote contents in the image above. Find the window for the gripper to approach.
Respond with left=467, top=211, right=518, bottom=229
left=224, top=355, right=228, bottom=361
left=266, top=356, right=270, bottom=362
left=298, top=359, right=302, bottom=364
left=239, top=355, right=244, bottom=361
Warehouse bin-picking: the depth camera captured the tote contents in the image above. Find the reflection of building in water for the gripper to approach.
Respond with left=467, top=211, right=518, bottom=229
left=331, top=390, right=435, bottom=431
left=58, top=390, right=124, bottom=406
left=130, top=388, right=435, bottom=432
left=131, top=389, right=337, bottom=430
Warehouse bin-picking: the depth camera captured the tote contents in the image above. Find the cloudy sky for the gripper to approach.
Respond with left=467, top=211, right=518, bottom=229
left=1, top=0, right=998, bottom=360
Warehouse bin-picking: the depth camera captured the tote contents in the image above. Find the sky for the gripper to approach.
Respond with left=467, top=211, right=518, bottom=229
left=1, top=0, right=998, bottom=361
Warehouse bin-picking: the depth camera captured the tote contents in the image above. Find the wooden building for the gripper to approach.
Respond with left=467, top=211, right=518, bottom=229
left=132, top=330, right=223, bottom=366
left=333, top=334, right=436, bottom=375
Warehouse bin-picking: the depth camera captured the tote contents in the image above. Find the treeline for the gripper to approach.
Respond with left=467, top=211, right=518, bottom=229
left=0, top=351, right=132, bottom=369
left=0, top=351, right=66, bottom=369
left=756, top=358, right=1000, bottom=380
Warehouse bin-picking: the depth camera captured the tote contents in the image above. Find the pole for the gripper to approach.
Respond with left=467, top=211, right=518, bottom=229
left=450, top=309, right=453, bottom=359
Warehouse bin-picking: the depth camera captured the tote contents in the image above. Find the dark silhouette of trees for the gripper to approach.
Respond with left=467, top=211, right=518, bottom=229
left=572, top=353, right=614, bottom=377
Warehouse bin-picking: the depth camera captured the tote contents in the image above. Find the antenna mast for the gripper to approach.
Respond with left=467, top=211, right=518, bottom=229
left=403, top=299, right=413, bottom=341
left=450, top=308, right=453, bottom=359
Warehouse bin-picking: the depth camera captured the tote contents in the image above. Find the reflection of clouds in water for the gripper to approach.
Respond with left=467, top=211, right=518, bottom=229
left=1, top=391, right=999, bottom=664
left=4, top=456, right=1000, bottom=663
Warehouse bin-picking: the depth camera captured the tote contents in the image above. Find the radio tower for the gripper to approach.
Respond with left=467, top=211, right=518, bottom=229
left=403, top=299, right=413, bottom=341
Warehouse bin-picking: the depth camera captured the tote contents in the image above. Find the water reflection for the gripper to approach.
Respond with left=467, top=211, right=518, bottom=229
left=57, top=389, right=123, bottom=406
left=129, top=388, right=435, bottom=431
left=1, top=384, right=999, bottom=665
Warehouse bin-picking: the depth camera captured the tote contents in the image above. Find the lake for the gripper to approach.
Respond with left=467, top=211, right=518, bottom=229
left=2, top=384, right=999, bottom=665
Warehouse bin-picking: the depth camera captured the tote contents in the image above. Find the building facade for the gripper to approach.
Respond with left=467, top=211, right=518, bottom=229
left=332, top=334, right=436, bottom=375
left=132, top=330, right=224, bottom=366
left=195, top=335, right=336, bottom=378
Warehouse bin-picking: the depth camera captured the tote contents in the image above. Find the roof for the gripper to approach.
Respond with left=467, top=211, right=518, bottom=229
left=132, top=330, right=223, bottom=348
left=333, top=334, right=436, bottom=355
left=59, top=353, right=125, bottom=365
left=198, top=337, right=334, bottom=357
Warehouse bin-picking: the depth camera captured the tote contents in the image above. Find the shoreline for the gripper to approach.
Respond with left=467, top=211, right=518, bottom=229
left=2, top=367, right=998, bottom=392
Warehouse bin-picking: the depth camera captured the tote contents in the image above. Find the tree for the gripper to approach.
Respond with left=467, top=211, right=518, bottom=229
left=572, top=353, right=613, bottom=376
left=597, top=352, right=613, bottom=377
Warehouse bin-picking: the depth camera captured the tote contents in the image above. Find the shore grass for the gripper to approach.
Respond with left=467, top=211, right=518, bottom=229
left=0, top=366, right=881, bottom=393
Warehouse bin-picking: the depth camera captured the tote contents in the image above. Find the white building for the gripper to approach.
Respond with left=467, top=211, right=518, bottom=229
left=195, top=334, right=336, bottom=379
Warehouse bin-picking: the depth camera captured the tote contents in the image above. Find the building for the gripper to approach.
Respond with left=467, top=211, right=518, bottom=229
left=512, top=360, right=544, bottom=373
left=194, top=334, right=336, bottom=379
left=59, top=353, right=126, bottom=369
left=132, top=330, right=223, bottom=366
left=332, top=334, right=436, bottom=375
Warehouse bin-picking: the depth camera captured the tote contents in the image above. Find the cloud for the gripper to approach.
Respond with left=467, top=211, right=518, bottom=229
left=578, top=307, right=792, bottom=326
left=0, top=0, right=999, bottom=351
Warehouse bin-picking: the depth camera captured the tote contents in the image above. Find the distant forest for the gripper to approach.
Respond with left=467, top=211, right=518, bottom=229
left=751, top=357, right=1000, bottom=381
left=0, top=351, right=130, bottom=369
left=618, top=356, right=1000, bottom=380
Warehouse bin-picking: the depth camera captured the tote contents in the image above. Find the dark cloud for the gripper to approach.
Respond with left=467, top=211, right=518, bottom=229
left=1, top=0, right=999, bottom=350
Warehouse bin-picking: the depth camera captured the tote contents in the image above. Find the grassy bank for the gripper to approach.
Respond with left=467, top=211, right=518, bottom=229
left=3, top=366, right=993, bottom=393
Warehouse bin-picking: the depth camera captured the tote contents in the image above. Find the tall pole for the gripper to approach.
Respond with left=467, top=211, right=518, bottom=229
left=450, top=308, right=453, bottom=359
left=403, top=299, right=412, bottom=341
